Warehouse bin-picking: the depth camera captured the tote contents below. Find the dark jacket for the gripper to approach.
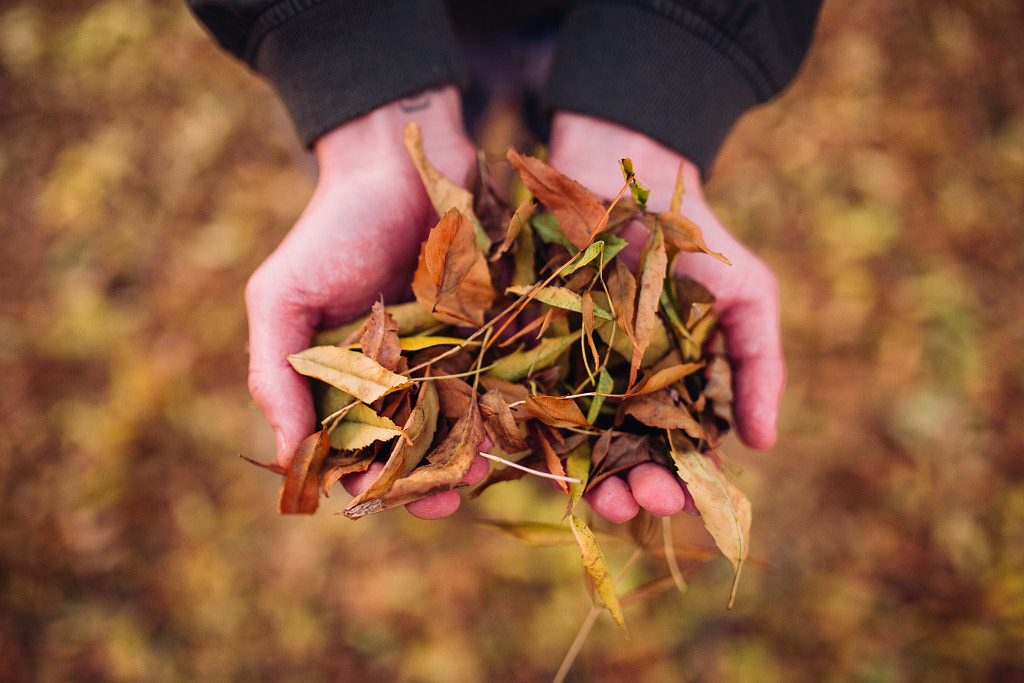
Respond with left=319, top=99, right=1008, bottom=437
left=186, top=0, right=822, bottom=174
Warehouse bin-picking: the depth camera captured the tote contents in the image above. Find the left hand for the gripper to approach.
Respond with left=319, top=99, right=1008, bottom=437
left=547, top=112, right=786, bottom=522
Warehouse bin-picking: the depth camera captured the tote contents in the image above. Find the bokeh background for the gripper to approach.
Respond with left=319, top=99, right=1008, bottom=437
left=2, top=1, right=1023, bottom=680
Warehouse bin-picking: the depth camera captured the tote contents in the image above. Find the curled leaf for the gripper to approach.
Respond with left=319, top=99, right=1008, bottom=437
left=279, top=429, right=331, bottom=514
left=412, top=208, right=496, bottom=326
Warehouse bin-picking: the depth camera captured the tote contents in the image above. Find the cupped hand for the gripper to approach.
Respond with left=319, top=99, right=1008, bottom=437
left=548, top=112, right=786, bottom=523
left=245, top=87, right=486, bottom=518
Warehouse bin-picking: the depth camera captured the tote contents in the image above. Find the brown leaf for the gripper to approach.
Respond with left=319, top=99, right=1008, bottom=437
left=606, top=259, right=637, bottom=346
left=412, top=207, right=495, bottom=326
left=345, top=396, right=485, bottom=518
left=478, top=376, right=530, bottom=410
left=491, top=199, right=536, bottom=262
left=359, top=300, right=401, bottom=371
left=344, top=380, right=440, bottom=514
left=434, top=376, right=475, bottom=419
left=631, top=361, right=706, bottom=396
left=536, top=428, right=569, bottom=494
left=479, top=389, right=529, bottom=453
left=587, top=433, right=654, bottom=490
left=506, top=147, right=606, bottom=250
left=630, top=223, right=668, bottom=388
left=240, top=454, right=286, bottom=477
left=657, top=211, right=730, bottom=265
left=622, top=390, right=709, bottom=442
left=320, top=451, right=374, bottom=495
left=278, top=429, right=331, bottom=514
left=526, top=394, right=591, bottom=429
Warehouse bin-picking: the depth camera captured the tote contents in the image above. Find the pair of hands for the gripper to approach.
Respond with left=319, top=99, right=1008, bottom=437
left=245, top=86, right=784, bottom=522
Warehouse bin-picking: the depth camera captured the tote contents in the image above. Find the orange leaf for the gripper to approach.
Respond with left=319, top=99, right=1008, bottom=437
left=412, top=208, right=495, bottom=326
left=278, top=429, right=331, bottom=514
left=506, top=147, right=606, bottom=250
left=630, top=223, right=667, bottom=388
left=657, top=211, right=730, bottom=265
left=536, top=428, right=569, bottom=494
left=526, top=394, right=591, bottom=429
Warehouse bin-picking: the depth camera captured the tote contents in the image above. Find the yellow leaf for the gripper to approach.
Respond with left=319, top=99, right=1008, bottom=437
left=669, top=440, right=751, bottom=608
left=570, top=514, right=628, bottom=636
left=287, top=346, right=411, bottom=403
left=329, top=403, right=404, bottom=451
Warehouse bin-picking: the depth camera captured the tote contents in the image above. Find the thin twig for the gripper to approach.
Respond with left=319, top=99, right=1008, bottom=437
left=478, top=452, right=582, bottom=484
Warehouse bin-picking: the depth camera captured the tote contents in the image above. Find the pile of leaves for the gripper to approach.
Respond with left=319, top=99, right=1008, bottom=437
left=247, top=123, right=752, bottom=629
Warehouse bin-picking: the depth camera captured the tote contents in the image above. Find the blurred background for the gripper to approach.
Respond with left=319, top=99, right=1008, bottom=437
left=2, top=0, right=1023, bottom=680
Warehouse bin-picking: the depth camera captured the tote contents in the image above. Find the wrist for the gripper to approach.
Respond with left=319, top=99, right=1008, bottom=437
left=313, top=86, right=471, bottom=182
left=549, top=111, right=703, bottom=204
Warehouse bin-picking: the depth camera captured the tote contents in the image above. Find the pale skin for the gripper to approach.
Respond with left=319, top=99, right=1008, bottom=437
left=245, top=87, right=784, bottom=522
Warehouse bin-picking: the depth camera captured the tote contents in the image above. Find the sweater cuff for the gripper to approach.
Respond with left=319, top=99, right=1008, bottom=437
left=543, top=3, right=765, bottom=177
left=249, top=0, right=466, bottom=147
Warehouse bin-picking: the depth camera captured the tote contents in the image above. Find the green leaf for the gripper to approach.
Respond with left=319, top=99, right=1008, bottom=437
left=505, top=285, right=613, bottom=320
left=562, top=234, right=628, bottom=276
left=530, top=212, right=577, bottom=253
left=620, top=158, right=649, bottom=211
left=485, top=330, right=583, bottom=382
left=566, top=441, right=591, bottom=512
left=586, top=367, right=614, bottom=424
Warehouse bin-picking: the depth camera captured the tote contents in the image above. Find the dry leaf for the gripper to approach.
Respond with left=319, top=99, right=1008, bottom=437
left=570, top=514, right=628, bottom=635
left=657, top=211, right=730, bottom=265
left=669, top=436, right=751, bottom=609
left=329, top=403, right=405, bottom=451
left=360, top=300, right=401, bottom=371
left=403, top=122, right=478, bottom=225
left=278, top=429, right=331, bottom=514
left=526, top=395, right=591, bottom=429
left=507, top=147, right=606, bottom=250
left=479, top=389, right=529, bottom=453
left=412, top=207, right=496, bottom=326
left=631, top=222, right=667, bottom=388
left=287, top=346, right=411, bottom=403
left=344, top=380, right=439, bottom=514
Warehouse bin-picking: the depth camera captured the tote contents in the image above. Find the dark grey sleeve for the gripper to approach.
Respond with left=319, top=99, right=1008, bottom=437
left=543, top=0, right=823, bottom=175
left=186, top=0, right=467, bottom=146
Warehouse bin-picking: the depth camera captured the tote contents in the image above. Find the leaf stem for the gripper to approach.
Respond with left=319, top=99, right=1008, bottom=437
left=477, top=452, right=582, bottom=484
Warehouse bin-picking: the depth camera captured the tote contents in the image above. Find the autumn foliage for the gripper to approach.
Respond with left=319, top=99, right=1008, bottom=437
left=243, top=123, right=754, bottom=628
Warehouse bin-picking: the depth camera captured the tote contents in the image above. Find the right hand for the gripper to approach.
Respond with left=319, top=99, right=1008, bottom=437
left=244, top=86, right=486, bottom=518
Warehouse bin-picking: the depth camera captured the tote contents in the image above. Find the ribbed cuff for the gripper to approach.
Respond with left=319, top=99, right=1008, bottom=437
left=543, top=2, right=765, bottom=176
left=249, top=0, right=466, bottom=147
